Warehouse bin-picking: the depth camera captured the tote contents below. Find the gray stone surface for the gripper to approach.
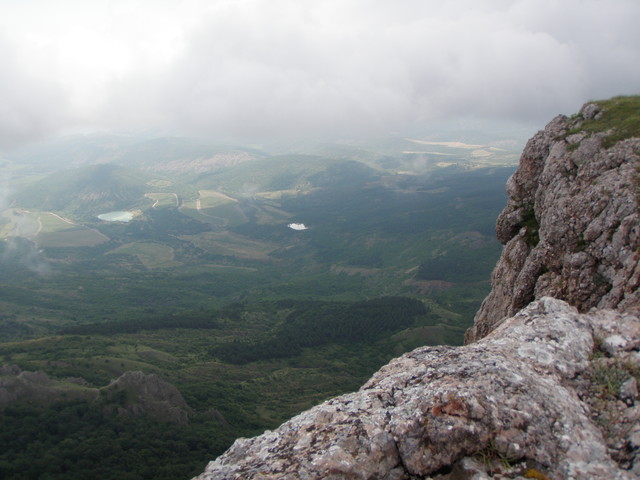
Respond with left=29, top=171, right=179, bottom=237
left=466, top=103, right=640, bottom=343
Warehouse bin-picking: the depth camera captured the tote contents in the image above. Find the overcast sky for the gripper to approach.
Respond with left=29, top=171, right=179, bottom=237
left=1, top=0, right=639, bottom=148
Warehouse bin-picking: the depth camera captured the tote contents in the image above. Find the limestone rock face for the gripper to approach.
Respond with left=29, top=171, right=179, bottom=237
left=466, top=103, right=640, bottom=342
left=194, top=298, right=640, bottom=480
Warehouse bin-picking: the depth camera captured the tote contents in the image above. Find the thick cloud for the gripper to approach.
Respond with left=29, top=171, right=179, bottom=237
left=1, top=0, right=640, bottom=146
left=0, top=33, right=71, bottom=149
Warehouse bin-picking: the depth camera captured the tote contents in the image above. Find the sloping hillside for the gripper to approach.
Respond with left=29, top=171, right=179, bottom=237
left=13, top=164, right=156, bottom=217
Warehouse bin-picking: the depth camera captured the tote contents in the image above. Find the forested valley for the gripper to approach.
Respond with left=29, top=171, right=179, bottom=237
left=0, top=135, right=518, bottom=479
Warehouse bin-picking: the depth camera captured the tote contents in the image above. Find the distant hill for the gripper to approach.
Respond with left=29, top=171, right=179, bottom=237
left=193, top=154, right=345, bottom=195
left=109, top=137, right=263, bottom=177
left=12, top=164, right=153, bottom=217
left=8, top=134, right=264, bottom=178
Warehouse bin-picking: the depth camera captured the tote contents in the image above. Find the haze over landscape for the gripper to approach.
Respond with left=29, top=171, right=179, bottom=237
left=1, top=0, right=640, bottom=148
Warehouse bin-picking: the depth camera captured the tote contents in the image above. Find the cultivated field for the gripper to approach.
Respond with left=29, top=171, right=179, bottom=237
left=145, top=193, right=179, bottom=208
left=1, top=210, right=109, bottom=247
left=106, top=242, right=182, bottom=269
left=37, top=229, right=110, bottom=248
left=181, top=231, right=276, bottom=260
left=197, top=190, right=238, bottom=209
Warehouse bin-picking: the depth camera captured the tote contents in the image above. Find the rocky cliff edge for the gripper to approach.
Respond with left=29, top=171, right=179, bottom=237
left=194, top=98, right=640, bottom=479
left=467, top=99, right=640, bottom=342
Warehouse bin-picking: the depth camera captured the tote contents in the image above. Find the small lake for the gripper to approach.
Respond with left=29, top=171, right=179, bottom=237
left=288, top=223, right=308, bottom=231
left=98, top=211, right=134, bottom=222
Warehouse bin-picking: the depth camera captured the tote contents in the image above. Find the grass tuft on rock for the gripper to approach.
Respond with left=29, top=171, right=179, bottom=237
left=581, top=96, right=640, bottom=148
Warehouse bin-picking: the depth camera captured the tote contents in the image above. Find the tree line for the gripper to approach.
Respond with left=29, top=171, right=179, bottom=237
left=215, top=296, right=427, bottom=364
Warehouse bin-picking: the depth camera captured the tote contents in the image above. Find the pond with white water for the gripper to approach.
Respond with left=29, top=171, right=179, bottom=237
left=288, top=223, right=308, bottom=231
left=98, top=211, right=134, bottom=222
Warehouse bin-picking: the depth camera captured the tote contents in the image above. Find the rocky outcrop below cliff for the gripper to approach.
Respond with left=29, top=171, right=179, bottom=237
left=466, top=100, right=640, bottom=342
left=0, top=367, right=191, bottom=424
left=0, top=364, right=99, bottom=406
left=194, top=98, right=640, bottom=479
left=102, top=370, right=192, bottom=424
